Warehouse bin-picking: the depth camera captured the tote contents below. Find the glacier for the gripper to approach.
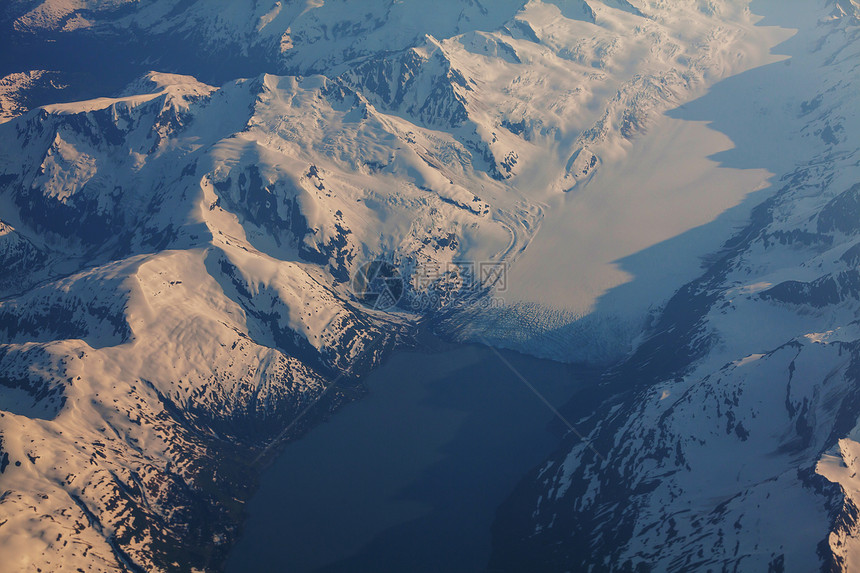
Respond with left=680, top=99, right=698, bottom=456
left=0, top=0, right=858, bottom=571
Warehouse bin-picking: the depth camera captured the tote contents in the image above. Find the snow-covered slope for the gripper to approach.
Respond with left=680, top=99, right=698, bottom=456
left=491, top=1, right=860, bottom=570
left=1, top=2, right=791, bottom=360
left=1, top=0, right=857, bottom=571
left=0, top=71, right=406, bottom=572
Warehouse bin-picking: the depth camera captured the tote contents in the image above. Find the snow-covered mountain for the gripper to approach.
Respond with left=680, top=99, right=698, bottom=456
left=1, top=0, right=858, bottom=571
left=491, top=1, right=860, bottom=571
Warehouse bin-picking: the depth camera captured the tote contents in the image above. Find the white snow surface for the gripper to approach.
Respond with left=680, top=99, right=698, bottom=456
left=3, top=0, right=800, bottom=363
left=509, top=1, right=860, bottom=570
left=1, top=0, right=859, bottom=571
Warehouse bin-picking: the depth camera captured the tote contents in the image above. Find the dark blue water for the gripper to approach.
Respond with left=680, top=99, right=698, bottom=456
left=226, top=344, right=590, bottom=573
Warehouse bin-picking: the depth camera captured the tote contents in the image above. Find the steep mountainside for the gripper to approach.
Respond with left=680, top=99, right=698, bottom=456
left=1, top=0, right=856, bottom=571
left=491, top=1, right=860, bottom=570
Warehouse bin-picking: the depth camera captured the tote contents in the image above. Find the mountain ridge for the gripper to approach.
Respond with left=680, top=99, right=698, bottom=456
left=490, top=1, right=860, bottom=569
left=1, top=1, right=853, bottom=571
